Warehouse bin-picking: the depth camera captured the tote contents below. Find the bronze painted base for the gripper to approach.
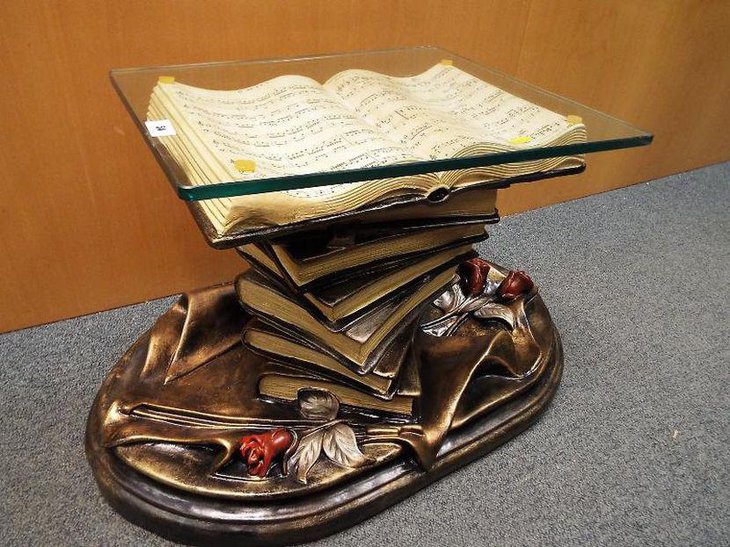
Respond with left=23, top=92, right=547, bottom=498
left=86, top=260, right=563, bottom=546
left=86, top=306, right=562, bottom=544
left=87, top=340, right=561, bottom=547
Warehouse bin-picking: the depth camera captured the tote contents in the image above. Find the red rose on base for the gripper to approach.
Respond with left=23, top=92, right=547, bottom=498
left=239, top=428, right=294, bottom=478
left=458, top=258, right=493, bottom=296
left=497, top=270, right=534, bottom=301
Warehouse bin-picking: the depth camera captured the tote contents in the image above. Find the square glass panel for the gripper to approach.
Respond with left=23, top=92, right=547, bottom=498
left=111, top=46, right=652, bottom=201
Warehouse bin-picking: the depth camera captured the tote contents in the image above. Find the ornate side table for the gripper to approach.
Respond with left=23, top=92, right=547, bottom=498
left=87, top=47, right=651, bottom=545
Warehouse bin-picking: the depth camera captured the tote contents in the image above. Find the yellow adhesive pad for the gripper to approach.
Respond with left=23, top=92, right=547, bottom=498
left=566, top=114, right=583, bottom=125
left=509, top=136, right=533, bottom=145
left=234, top=159, right=257, bottom=173
left=158, top=76, right=176, bottom=84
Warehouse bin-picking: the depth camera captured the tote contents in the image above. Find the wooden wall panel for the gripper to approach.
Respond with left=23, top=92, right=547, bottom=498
left=0, top=1, right=728, bottom=332
left=496, top=0, right=730, bottom=215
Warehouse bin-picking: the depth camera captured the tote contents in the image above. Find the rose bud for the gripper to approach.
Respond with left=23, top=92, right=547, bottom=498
left=458, top=258, right=492, bottom=296
left=497, top=270, right=534, bottom=301
left=239, top=428, right=294, bottom=478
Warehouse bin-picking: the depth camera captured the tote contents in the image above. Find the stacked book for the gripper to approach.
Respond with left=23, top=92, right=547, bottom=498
left=235, top=187, right=498, bottom=417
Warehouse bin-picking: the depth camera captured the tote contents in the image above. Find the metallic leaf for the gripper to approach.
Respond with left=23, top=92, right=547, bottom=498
left=322, top=423, right=372, bottom=468
left=462, top=295, right=492, bottom=313
left=286, top=430, right=323, bottom=484
left=421, top=315, right=461, bottom=337
left=297, top=388, right=339, bottom=420
left=473, top=303, right=516, bottom=329
left=433, top=280, right=466, bottom=313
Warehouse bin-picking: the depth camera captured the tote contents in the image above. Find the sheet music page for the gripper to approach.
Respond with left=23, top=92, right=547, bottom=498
left=324, top=64, right=577, bottom=159
left=158, top=76, right=424, bottom=200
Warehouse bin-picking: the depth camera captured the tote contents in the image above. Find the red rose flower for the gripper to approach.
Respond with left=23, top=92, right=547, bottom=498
left=458, top=258, right=493, bottom=296
left=497, top=270, right=534, bottom=301
left=239, top=428, right=294, bottom=478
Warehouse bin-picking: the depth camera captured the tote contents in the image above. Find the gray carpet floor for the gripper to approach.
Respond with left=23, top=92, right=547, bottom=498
left=1, top=163, right=728, bottom=546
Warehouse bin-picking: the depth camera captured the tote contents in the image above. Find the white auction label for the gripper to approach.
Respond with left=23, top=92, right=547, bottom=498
left=145, top=119, right=176, bottom=137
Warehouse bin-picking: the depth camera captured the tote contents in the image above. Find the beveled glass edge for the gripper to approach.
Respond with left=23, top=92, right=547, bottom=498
left=109, top=46, right=653, bottom=201
left=174, top=137, right=650, bottom=200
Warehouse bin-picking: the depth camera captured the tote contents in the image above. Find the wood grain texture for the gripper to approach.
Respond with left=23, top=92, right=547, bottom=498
left=0, top=0, right=728, bottom=332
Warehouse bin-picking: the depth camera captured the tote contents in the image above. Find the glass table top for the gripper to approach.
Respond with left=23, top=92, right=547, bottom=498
left=111, top=46, right=652, bottom=201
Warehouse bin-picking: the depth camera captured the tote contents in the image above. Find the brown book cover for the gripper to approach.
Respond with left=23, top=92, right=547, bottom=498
left=256, top=342, right=422, bottom=416
left=236, top=268, right=453, bottom=373
left=243, top=318, right=414, bottom=396
left=247, top=244, right=475, bottom=330
left=239, top=223, right=487, bottom=291
left=257, top=369, right=415, bottom=416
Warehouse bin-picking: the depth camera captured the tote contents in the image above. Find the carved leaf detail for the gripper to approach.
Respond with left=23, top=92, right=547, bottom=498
left=297, top=388, right=339, bottom=420
left=322, top=423, right=372, bottom=468
left=462, top=295, right=491, bottom=313
left=473, top=303, right=516, bottom=329
left=286, top=430, right=323, bottom=484
left=421, top=315, right=461, bottom=337
left=433, top=281, right=466, bottom=313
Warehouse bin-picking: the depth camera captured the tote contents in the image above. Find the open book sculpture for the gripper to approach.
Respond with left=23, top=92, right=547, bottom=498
left=150, top=63, right=585, bottom=238
left=86, top=48, right=651, bottom=546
